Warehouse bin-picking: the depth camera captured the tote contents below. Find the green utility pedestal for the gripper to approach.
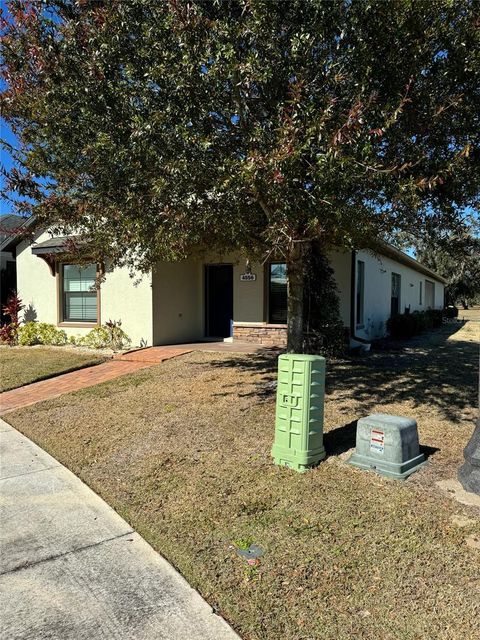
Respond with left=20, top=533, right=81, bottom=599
left=271, top=354, right=326, bottom=472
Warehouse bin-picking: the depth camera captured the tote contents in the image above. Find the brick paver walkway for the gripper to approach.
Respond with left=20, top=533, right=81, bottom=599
left=0, top=347, right=191, bottom=414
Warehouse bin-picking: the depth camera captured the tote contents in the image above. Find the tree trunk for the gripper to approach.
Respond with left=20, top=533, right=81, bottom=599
left=287, top=243, right=307, bottom=353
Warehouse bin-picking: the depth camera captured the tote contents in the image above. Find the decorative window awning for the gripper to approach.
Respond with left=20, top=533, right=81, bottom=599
left=31, top=236, right=92, bottom=275
left=31, top=236, right=85, bottom=255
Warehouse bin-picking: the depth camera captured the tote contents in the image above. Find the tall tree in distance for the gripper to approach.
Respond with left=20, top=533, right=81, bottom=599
left=1, top=0, right=479, bottom=350
left=414, top=216, right=480, bottom=308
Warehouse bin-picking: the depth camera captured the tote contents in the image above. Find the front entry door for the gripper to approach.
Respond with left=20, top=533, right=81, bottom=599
left=205, top=265, right=233, bottom=338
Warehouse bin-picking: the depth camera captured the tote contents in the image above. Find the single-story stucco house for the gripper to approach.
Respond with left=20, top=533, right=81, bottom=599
left=5, top=228, right=446, bottom=348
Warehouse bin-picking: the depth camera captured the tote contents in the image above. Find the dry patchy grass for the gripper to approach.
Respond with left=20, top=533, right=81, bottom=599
left=4, top=321, right=480, bottom=640
left=0, top=346, right=105, bottom=392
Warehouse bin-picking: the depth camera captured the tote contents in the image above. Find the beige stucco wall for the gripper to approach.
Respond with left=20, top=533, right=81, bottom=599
left=100, top=260, right=153, bottom=346
left=152, top=260, right=203, bottom=345
left=16, top=232, right=445, bottom=348
left=152, top=247, right=446, bottom=345
left=354, top=248, right=445, bottom=340
left=16, top=231, right=153, bottom=347
left=232, top=257, right=265, bottom=323
left=328, top=249, right=352, bottom=326
left=151, top=253, right=266, bottom=344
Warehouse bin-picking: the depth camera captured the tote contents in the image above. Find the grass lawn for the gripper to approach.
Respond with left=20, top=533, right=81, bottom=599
left=3, top=319, right=480, bottom=640
left=0, top=346, right=105, bottom=392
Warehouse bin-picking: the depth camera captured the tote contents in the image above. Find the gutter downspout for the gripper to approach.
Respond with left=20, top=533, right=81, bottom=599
left=350, top=250, right=371, bottom=345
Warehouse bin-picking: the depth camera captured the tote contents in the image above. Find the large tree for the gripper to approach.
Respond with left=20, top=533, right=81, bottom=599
left=413, top=217, right=480, bottom=308
left=1, top=0, right=479, bottom=350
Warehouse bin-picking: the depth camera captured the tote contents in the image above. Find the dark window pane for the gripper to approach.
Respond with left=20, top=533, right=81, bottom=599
left=269, top=263, right=287, bottom=324
left=356, top=260, right=365, bottom=325
left=62, top=264, right=97, bottom=322
left=391, top=273, right=401, bottom=316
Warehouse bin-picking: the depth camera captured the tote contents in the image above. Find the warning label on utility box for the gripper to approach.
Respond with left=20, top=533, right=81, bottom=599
left=370, top=429, right=385, bottom=454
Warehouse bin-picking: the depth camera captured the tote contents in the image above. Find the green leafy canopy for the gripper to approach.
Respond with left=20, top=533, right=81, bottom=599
left=1, top=0, right=479, bottom=272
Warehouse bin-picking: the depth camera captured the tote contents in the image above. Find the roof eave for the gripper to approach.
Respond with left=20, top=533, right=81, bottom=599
left=372, top=241, right=448, bottom=285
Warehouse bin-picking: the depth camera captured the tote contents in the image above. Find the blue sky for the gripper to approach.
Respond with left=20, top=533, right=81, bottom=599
left=0, top=0, right=16, bottom=215
left=0, top=112, right=17, bottom=216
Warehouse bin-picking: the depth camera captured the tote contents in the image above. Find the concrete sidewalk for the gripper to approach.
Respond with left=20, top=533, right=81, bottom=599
left=0, top=419, right=239, bottom=640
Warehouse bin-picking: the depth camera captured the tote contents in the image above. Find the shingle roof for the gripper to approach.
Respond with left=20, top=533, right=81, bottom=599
left=0, top=214, right=33, bottom=252
left=30, top=236, right=79, bottom=254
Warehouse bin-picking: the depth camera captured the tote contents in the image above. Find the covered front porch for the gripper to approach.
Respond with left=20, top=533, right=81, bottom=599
left=151, top=255, right=289, bottom=347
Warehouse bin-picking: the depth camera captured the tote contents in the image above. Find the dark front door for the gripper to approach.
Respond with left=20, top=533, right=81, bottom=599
left=205, top=265, right=233, bottom=338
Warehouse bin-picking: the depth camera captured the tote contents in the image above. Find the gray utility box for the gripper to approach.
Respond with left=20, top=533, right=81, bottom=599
left=348, top=414, right=426, bottom=480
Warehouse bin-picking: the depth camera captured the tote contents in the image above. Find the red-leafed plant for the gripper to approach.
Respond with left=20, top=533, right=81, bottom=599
left=0, top=293, right=24, bottom=346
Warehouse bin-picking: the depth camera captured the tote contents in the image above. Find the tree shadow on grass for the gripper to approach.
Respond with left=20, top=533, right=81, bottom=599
left=329, top=328, right=477, bottom=424
left=206, top=325, right=478, bottom=424
left=205, top=348, right=281, bottom=401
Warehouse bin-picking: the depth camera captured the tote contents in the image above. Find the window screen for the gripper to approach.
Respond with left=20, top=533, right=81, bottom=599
left=62, top=264, right=97, bottom=322
left=268, top=263, right=287, bottom=324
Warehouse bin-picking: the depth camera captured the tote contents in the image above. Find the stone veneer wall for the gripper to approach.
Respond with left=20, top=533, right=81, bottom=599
left=233, top=323, right=287, bottom=347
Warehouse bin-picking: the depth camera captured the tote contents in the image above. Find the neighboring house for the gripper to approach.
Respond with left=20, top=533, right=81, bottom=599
left=0, top=214, right=27, bottom=321
left=15, top=229, right=446, bottom=348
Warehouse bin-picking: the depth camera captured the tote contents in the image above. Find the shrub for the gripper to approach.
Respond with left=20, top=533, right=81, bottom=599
left=37, top=323, right=68, bottom=346
left=302, top=242, right=346, bottom=356
left=79, top=321, right=131, bottom=350
left=78, top=326, right=111, bottom=349
left=387, top=309, right=444, bottom=339
left=105, top=319, right=131, bottom=351
left=0, top=293, right=24, bottom=346
left=17, top=322, right=40, bottom=346
left=18, top=322, right=68, bottom=346
left=0, top=322, right=17, bottom=345
left=425, top=309, right=443, bottom=327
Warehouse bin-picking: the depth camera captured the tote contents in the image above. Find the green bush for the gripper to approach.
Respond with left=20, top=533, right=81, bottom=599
left=17, top=321, right=130, bottom=350
left=387, top=309, right=443, bottom=339
left=38, top=323, right=68, bottom=345
left=79, top=321, right=131, bottom=350
left=78, top=327, right=111, bottom=349
left=425, top=309, right=443, bottom=327
left=17, top=322, right=39, bottom=346
left=18, top=322, right=68, bottom=346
